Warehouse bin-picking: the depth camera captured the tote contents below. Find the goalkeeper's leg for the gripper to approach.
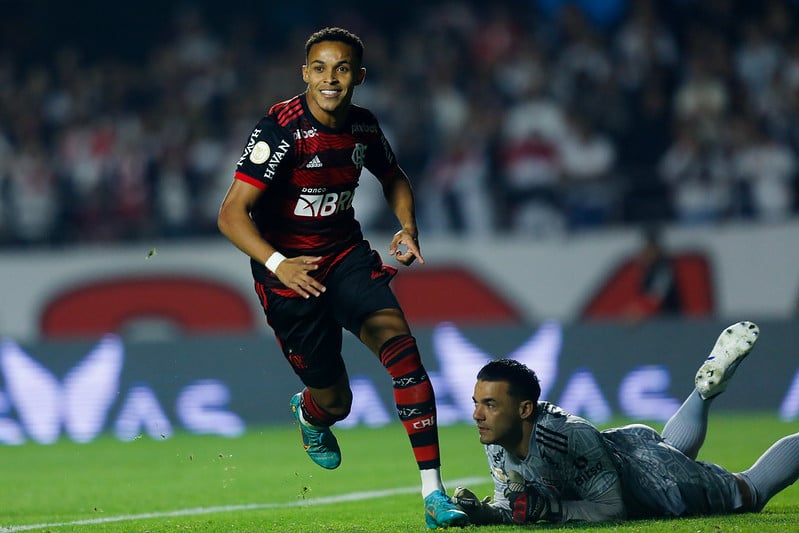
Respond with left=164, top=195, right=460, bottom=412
left=663, top=321, right=759, bottom=459
left=661, top=390, right=711, bottom=460
left=739, top=433, right=799, bottom=511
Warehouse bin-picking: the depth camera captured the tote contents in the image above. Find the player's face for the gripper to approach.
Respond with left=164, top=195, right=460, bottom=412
left=302, top=40, right=366, bottom=127
left=472, top=380, right=525, bottom=449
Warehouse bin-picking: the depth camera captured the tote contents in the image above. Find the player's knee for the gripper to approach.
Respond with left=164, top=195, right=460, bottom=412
left=322, top=390, right=353, bottom=421
left=323, top=402, right=351, bottom=421
left=360, top=309, right=409, bottom=353
left=333, top=404, right=351, bottom=421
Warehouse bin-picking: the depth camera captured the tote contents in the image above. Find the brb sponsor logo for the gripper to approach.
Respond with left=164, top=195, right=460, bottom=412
left=294, top=187, right=354, bottom=217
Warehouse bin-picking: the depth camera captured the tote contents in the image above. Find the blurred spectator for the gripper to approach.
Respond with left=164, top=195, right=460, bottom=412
left=780, top=39, right=799, bottom=157
left=1, top=0, right=799, bottom=249
left=619, top=73, right=674, bottom=223
left=550, top=4, right=614, bottom=108
left=613, top=0, right=679, bottom=93
left=497, top=74, right=567, bottom=236
left=673, top=54, right=730, bottom=145
left=734, top=21, right=783, bottom=99
left=559, top=109, right=618, bottom=229
left=728, top=115, right=797, bottom=221
left=419, top=123, right=495, bottom=236
left=493, top=34, right=547, bottom=104
left=0, top=126, right=11, bottom=244
left=623, top=226, right=682, bottom=319
left=7, top=139, right=59, bottom=245
left=153, top=145, right=193, bottom=238
left=657, top=122, right=732, bottom=224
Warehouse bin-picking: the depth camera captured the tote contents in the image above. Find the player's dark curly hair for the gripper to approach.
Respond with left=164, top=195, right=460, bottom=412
left=477, top=359, right=541, bottom=403
left=305, top=27, right=364, bottom=65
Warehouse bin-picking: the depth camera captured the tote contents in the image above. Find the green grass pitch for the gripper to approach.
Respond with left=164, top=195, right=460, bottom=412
left=1, top=415, right=797, bottom=532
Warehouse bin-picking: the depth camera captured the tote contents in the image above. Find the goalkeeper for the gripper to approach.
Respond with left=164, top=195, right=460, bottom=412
left=454, top=321, right=799, bottom=524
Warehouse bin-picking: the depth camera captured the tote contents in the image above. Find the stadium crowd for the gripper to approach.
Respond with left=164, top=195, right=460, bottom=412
left=1, top=0, right=798, bottom=247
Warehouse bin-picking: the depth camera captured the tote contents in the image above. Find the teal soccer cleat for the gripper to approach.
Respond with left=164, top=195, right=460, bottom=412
left=424, top=489, right=469, bottom=529
left=289, top=393, right=342, bottom=470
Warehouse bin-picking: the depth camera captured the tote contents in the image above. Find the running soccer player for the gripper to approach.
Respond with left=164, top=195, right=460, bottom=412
left=453, top=321, right=799, bottom=524
left=217, top=27, right=467, bottom=529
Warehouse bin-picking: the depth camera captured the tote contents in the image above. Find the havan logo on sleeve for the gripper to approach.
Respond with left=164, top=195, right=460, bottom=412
left=263, top=139, right=291, bottom=180
left=237, top=128, right=262, bottom=166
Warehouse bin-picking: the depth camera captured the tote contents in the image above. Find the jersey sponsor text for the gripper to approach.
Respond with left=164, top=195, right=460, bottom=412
left=237, top=128, right=262, bottom=166
left=263, top=139, right=290, bottom=180
left=293, top=190, right=355, bottom=217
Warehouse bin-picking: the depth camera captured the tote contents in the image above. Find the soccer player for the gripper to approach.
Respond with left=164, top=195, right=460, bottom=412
left=217, top=27, right=468, bottom=529
left=453, top=321, right=799, bottom=524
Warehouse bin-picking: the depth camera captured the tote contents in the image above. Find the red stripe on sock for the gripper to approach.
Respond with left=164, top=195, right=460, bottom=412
left=408, top=443, right=440, bottom=465
left=302, top=389, right=337, bottom=426
left=379, top=335, right=416, bottom=369
left=394, top=380, right=434, bottom=406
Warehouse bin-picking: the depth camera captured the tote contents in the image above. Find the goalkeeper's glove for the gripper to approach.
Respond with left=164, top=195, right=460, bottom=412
left=505, top=470, right=561, bottom=524
left=452, top=486, right=490, bottom=510
left=452, top=486, right=501, bottom=525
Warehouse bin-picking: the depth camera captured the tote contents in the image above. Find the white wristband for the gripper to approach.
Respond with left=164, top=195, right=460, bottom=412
left=265, top=251, right=286, bottom=273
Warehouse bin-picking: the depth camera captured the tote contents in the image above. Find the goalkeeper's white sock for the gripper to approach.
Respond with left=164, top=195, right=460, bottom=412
left=421, top=468, right=445, bottom=498
left=661, top=389, right=712, bottom=460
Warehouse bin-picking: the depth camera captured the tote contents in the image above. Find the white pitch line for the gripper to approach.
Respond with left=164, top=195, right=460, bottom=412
left=0, top=476, right=488, bottom=532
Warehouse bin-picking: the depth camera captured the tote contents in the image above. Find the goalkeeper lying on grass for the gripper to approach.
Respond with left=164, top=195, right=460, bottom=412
left=453, top=322, right=799, bottom=525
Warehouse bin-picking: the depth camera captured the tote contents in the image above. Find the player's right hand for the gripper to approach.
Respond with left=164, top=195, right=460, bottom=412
left=273, top=255, right=326, bottom=298
left=389, top=230, right=424, bottom=266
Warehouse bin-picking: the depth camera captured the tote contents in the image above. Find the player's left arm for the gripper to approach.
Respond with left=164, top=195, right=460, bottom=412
left=377, top=164, right=424, bottom=266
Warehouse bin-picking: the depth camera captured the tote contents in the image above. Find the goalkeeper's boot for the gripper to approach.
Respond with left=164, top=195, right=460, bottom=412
left=424, top=489, right=469, bottom=529
left=289, top=393, right=341, bottom=470
left=695, top=321, right=759, bottom=399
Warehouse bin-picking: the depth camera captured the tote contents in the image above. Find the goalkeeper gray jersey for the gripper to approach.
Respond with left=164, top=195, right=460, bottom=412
left=485, top=401, right=743, bottom=523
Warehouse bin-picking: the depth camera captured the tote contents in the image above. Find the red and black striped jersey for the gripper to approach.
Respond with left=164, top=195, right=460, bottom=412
left=233, top=93, right=398, bottom=286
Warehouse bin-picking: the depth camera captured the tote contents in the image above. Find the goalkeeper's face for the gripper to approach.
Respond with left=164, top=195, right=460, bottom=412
left=472, top=380, right=526, bottom=449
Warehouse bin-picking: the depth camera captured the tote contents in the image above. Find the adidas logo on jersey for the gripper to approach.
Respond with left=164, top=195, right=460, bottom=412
left=306, top=155, right=322, bottom=168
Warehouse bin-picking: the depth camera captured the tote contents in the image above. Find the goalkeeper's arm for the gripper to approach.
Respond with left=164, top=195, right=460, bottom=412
left=494, top=469, right=624, bottom=524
